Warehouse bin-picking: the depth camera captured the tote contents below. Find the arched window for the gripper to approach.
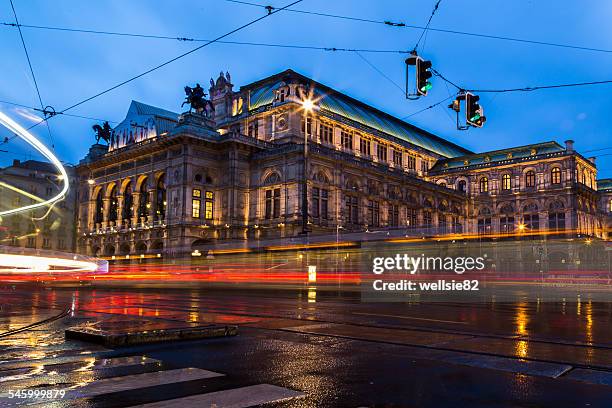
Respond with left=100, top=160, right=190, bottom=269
left=499, top=203, right=515, bottom=234
left=551, top=167, right=561, bottom=185
left=108, top=185, right=118, bottom=222
left=138, top=178, right=150, bottom=218
left=525, top=170, right=535, bottom=188
left=263, top=172, right=281, bottom=185
left=457, top=180, right=467, bottom=193
left=502, top=174, right=511, bottom=191
left=156, top=175, right=166, bottom=221
left=314, top=171, right=330, bottom=184
left=94, top=189, right=103, bottom=224
left=122, top=181, right=133, bottom=222
left=479, top=177, right=488, bottom=193
left=478, top=207, right=491, bottom=235
left=548, top=201, right=565, bottom=230
left=523, top=203, right=539, bottom=230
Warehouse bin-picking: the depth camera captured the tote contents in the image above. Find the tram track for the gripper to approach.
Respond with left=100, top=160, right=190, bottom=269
left=0, top=306, right=70, bottom=338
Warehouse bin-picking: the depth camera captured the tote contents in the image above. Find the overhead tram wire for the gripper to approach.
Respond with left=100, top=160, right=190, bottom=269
left=353, top=51, right=405, bottom=95
left=413, top=0, right=442, bottom=52
left=0, top=22, right=412, bottom=55
left=8, top=0, right=55, bottom=148
left=402, top=95, right=454, bottom=119
left=469, top=79, right=612, bottom=93
left=0, top=99, right=116, bottom=123
left=223, top=0, right=612, bottom=55
left=3, top=0, right=302, bottom=144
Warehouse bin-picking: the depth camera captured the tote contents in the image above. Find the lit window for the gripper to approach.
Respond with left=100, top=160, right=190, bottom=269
left=192, top=199, right=200, bottom=218
left=551, top=167, right=561, bottom=184
left=479, top=177, right=488, bottom=193
left=205, top=191, right=213, bottom=220
left=502, top=174, right=511, bottom=190
left=192, top=189, right=201, bottom=218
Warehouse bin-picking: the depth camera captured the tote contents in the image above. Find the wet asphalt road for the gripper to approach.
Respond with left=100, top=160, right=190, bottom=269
left=0, top=285, right=611, bottom=407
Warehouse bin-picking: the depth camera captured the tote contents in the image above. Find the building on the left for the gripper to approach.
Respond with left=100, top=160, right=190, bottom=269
left=0, top=159, right=77, bottom=251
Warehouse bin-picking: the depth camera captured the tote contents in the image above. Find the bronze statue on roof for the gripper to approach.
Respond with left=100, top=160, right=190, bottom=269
left=182, top=83, right=214, bottom=116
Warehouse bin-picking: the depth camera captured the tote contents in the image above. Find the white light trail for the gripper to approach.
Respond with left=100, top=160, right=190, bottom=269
left=0, top=112, right=68, bottom=217
left=0, top=254, right=100, bottom=274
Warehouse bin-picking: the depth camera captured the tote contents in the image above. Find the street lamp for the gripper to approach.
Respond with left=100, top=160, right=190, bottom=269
left=301, top=98, right=314, bottom=235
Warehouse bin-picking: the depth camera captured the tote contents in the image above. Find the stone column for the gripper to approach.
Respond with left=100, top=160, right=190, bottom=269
left=147, top=190, right=156, bottom=223
left=132, top=192, right=141, bottom=226
left=116, top=195, right=124, bottom=228
left=102, top=198, right=110, bottom=228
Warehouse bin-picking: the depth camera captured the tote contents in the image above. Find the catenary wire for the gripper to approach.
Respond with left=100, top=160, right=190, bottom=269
left=224, top=0, right=612, bottom=54
left=353, top=51, right=405, bottom=95
left=469, top=80, right=612, bottom=93
left=2, top=0, right=302, bottom=144
left=8, top=0, right=55, bottom=148
left=0, top=22, right=411, bottom=54
left=413, top=0, right=442, bottom=52
left=0, top=99, right=116, bottom=123
left=401, top=95, right=454, bottom=119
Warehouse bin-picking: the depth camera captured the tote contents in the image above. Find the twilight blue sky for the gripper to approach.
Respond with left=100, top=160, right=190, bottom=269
left=1, top=0, right=611, bottom=177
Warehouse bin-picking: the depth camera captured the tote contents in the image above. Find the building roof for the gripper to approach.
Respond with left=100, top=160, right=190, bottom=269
left=429, top=141, right=566, bottom=173
left=2, top=159, right=57, bottom=174
left=243, top=69, right=472, bottom=158
left=598, top=178, right=612, bottom=192
left=128, top=100, right=179, bottom=120
left=109, top=101, right=179, bottom=151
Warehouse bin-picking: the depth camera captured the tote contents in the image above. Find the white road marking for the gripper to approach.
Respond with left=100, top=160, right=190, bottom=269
left=66, top=368, right=224, bottom=399
left=353, top=312, right=468, bottom=324
left=127, top=384, right=304, bottom=408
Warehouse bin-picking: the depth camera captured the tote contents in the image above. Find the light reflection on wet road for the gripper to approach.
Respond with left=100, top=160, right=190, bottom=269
left=0, top=267, right=611, bottom=406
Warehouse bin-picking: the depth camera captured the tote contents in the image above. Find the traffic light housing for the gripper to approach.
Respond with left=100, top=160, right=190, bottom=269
left=416, top=58, right=433, bottom=96
left=465, top=92, right=486, bottom=128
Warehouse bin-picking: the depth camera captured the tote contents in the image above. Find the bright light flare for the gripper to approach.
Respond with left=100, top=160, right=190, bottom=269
left=301, top=98, right=315, bottom=112
left=0, top=111, right=69, bottom=217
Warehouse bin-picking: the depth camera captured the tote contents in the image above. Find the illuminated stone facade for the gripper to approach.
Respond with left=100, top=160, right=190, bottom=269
left=75, top=70, right=608, bottom=257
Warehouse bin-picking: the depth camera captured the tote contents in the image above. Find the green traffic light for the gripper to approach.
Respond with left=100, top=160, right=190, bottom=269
left=470, top=113, right=481, bottom=121
left=420, top=82, right=432, bottom=92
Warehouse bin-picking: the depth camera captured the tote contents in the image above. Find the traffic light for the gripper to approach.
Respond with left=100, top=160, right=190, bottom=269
left=416, top=58, right=433, bottom=96
left=465, top=92, right=486, bottom=128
